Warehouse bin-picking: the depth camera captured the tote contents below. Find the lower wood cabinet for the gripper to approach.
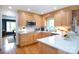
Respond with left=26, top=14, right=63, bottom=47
left=38, top=42, right=68, bottom=54
left=28, top=33, right=34, bottom=44
left=19, top=34, right=26, bottom=46
left=18, top=32, right=51, bottom=47
left=33, top=32, right=42, bottom=42
left=41, top=32, right=51, bottom=38
left=19, top=33, right=34, bottom=47
left=38, top=42, right=58, bottom=54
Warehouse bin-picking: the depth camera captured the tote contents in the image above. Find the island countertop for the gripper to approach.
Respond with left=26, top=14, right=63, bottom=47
left=37, top=35, right=79, bottom=54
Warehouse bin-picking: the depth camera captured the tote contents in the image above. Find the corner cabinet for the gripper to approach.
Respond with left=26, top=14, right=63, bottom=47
left=33, top=15, right=44, bottom=27
left=19, top=33, right=35, bottom=47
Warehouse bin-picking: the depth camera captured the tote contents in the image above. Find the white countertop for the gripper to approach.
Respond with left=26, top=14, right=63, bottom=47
left=37, top=35, right=79, bottom=54
left=19, top=30, right=50, bottom=34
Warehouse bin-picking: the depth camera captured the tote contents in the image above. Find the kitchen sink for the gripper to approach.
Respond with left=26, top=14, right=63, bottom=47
left=50, top=33, right=59, bottom=36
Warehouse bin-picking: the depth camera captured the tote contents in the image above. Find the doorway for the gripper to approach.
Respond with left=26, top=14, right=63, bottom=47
left=2, top=19, right=16, bottom=43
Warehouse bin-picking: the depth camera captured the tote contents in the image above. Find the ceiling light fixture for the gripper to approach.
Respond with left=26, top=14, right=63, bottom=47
left=8, top=6, right=12, bottom=9
left=53, top=7, right=57, bottom=10
left=27, top=8, right=31, bottom=11
left=41, top=12, right=44, bottom=14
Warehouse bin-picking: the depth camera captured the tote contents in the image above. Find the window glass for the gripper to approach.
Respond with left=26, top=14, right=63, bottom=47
left=47, top=17, right=55, bottom=31
left=6, top=21, right=16, bottom=32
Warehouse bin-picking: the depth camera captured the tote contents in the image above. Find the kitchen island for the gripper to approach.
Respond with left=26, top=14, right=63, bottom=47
left=37, top=35, right=79, bottom=54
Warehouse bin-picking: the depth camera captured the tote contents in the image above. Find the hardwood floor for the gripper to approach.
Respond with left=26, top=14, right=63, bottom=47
left=0, top=36, right=40, bottom=54
left=16, top=42, right=40, bottom=54
left=0, top=36, right=16, bottom=54
left=0, top=36, right=58, bottom=54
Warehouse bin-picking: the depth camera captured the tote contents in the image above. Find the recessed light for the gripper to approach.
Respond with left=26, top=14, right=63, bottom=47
left=8, top=6, right=12, bottom=9
left=53, top=7, right=57, bottom=10
left=27, top=8, right=31, bottom=11
left=41, top=12, right=44, bottom=14
left=41, top=10, right=47, bottom=14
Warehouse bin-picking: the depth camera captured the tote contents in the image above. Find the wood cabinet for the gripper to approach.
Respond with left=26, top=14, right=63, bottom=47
left=41, top=32, right=51, bottom=38
left=19, top=34, right=27, bottom=46
left=18, top=12, right=26, bottom=27
left=39, top=42, right=58, bottom=54
left=19, top=32, right=51, bottom=47
left=38, top=42, right=69, bottom=54
left=43, top=9, right=72, bottom=27
left=33, top=32, right=42, bottom=42
left=27, top=33, right=34, bottom=44
left=33, top=15, right=44, bottom=27
left=62, top=10, right=72, bottom=26
left=19, top=33, right=35, bottom=47
left=18, top=11, right=44, bottom=28
left=54, top=13, right=62, bottom=26
left=54, top=10, right=72, bottom=26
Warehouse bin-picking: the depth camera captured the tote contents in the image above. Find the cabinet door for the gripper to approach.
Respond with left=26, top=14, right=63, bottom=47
left=61, top=10, right=72, bottom=26
left=37, top=32, right=42, bottom=39
left=54, top=10, right=72, bottom=26
left=27, top=33, right=34, bottom=44
left=19, top=34, right=27, bottom=46
left=33, top=15, right=44, bottom=27
left=18, top=12, right=26, bottom=27
left=39, top=42, right=58, bottom=54
left=41, top=32, right=50, bottom=38
left=54, top=13, right=62, bottom=26
left=26, top=13, right=33, bottom=20
left=33, top=32, right=42, bottom=42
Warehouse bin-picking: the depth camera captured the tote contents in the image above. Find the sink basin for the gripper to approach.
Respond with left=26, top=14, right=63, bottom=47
left=50, top=33, right=59, bottom=36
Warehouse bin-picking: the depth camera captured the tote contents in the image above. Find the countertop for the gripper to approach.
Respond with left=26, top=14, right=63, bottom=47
left=37, top=35, right=79, bottom=54
left=19, top=31, right=51, bottom=34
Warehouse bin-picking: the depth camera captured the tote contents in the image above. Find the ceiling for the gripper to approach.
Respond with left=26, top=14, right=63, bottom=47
left=1, top=5, right=70, bottom=15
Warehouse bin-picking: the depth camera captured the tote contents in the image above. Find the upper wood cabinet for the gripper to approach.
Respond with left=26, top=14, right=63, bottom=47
left=33, top=15, right=44, bottom=27
left=18, top=11, right=34, bottom=27
left=18, top=11, right=44, bottom=27
left=61, top=10, right=72, bottom=26
left=54, top=10, right=72, bottom=26
left=54, top=13, right=62, bottom=26
left=72, top=10, right=79, bottom=26
left=25, top=13, right=33, bottom=20
left=18, top=12, right=26, bottom=27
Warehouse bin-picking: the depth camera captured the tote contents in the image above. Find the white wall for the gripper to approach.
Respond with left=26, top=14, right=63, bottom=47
left=0, top=9, right=2, bottom=49
left=2, top=15, right=16, bottom=20
left=15, top=11, right=19, bottom=45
